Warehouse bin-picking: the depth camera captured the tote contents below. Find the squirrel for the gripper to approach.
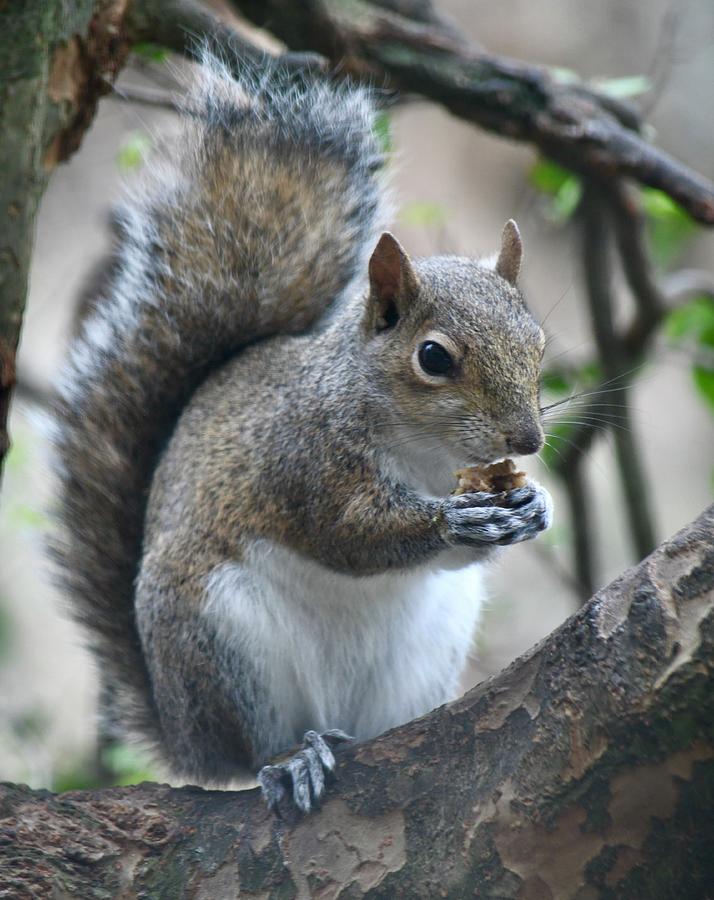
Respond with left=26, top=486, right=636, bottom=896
left=52, top=50, right=552, bottom=813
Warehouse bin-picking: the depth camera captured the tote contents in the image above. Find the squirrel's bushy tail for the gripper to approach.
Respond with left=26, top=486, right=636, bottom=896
left=52, top=52, right=386, bottom=740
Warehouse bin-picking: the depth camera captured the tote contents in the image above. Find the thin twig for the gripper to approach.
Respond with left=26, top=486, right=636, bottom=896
left=640, top=0, right=690, bottom=119
left=108, top=82, right=180, bottom=111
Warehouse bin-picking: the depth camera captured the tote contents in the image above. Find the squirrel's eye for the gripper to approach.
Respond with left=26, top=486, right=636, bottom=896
left=418, top=341, right=453, bottom=376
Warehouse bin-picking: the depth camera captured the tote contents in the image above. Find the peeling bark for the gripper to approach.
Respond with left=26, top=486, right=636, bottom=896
left=2, top=505, right=713, bottom=898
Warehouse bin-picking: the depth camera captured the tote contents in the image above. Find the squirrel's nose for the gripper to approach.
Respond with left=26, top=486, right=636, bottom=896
left=506, top=426, right=543, bottom=456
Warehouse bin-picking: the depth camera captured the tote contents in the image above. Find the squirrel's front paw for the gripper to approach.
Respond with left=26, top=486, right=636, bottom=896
left=441, top=481, right=552, bottom=548
left=257, top=729, right=353, bottom=815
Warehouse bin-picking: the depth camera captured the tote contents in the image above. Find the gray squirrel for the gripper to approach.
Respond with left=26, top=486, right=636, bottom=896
left=53, top=50, right=552, bottom=813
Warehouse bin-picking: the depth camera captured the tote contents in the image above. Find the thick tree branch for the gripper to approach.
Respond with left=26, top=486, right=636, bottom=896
left=226, top=0, right=714, bottom=224
left=2, top=505, right=713, bottom=897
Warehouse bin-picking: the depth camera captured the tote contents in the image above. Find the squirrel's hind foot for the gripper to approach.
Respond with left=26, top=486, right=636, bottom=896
left=258, top=729, right=353, bottom=814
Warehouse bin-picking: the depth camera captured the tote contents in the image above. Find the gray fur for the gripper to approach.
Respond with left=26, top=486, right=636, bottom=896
left=442, top=484, right=552, bottom=545
left=52, top=49, right=551, bottom=809
left=52, top=51, right=386, bottom=745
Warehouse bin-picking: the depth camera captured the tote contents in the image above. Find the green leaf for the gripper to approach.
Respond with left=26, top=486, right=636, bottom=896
left=552, top=177, right=583, bottom=221
left=577, top=361, right=602, bottom=384
left=53, top=742, right=156, bottom=793
left=529, top=159, right=572, bottom=195
left=665, top=296, right=714, bottom=347
left=116, top=131, right=152, bottom=172
left=52, top=766, right=102, bottom=793
left=400, top=201, right=447, bottom=228
left=101, top=743, right=156, bottom=786
left=373, top=111, right=392, bottom=154
left=641, top=188, right=696, bottom=268
left=132, top=42, right=170, bottom=63
left=541, top=369, right=573, bottom=395
left=692, top=364, right=714, bottom=412
left=593, top=75, right=651, bottom=99
left=529, top=159, right=582, bottom=223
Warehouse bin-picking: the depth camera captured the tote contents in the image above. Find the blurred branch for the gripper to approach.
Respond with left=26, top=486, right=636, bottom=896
left=123, top=0, right=327, bottom=75
left=550, top=183, right=659, bottom=583
left=581, top=182, right=657, bottom=560
left=123, top=0, right=259, bottom=63
left=610, top=182, right=664, bottom=336
left=614, top=186, right=714, bottom=359
left=120, top=0, right=714, bottom=221
left=226, top=0, right=714, bottom=223
left=562, top=456, right=596, bottom=599
left=108, top=82, right=179, bottom=111
left=639, top=0, right=689, bottom=118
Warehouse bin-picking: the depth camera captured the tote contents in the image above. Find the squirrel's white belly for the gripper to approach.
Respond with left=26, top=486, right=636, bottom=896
left=204, top=541, right=485, bottom=758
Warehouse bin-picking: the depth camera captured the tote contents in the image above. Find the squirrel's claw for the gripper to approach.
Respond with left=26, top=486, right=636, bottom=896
left=495, top=482, right=552, bottom=545
left=443, top=481, right=552, bottom=547
left=257, top=729, right=354, bottom=815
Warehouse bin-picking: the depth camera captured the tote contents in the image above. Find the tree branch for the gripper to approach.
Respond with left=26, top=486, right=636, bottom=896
left=609, top=181, right=665, bottom=335
left=123, top=0, right=328, bottom=76
left=579, top=183, right=657, bottom=561
left=562, top=454, right=596, bottom=600
left=226, top=0, right=714, bottom=224
left=2, top=504, right=713, bottom=897
left=552, top=185, right=714, bottom=489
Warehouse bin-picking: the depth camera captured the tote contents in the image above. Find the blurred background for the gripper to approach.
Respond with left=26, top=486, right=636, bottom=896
left=1, top=0, right=712, bottom=789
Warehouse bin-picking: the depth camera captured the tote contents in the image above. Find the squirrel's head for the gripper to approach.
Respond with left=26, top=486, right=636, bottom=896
left=362, top=221, right=545, bottom=473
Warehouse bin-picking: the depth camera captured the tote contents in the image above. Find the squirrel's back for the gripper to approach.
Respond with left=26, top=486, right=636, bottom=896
left=52, top=51, right=386, bottom=739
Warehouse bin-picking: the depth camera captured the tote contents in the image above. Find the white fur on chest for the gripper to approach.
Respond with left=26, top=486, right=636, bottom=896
left=204, top=542, right=485, bottom=759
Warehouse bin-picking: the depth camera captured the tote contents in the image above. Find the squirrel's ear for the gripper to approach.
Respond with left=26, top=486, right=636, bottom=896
left=368, top=232, right=418, bottom=331
left=495, top=219, right=522, bottom=285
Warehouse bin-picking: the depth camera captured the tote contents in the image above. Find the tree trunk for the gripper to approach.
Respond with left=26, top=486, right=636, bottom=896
left=2, top=504, right=713, bottom=898
left=0, top=0, right=131, bottom=476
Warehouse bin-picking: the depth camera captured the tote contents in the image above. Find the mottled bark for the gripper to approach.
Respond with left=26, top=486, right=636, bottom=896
left=0, top=0, right=131, bottom=477
left=2, top=505, right=713, bottom=898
